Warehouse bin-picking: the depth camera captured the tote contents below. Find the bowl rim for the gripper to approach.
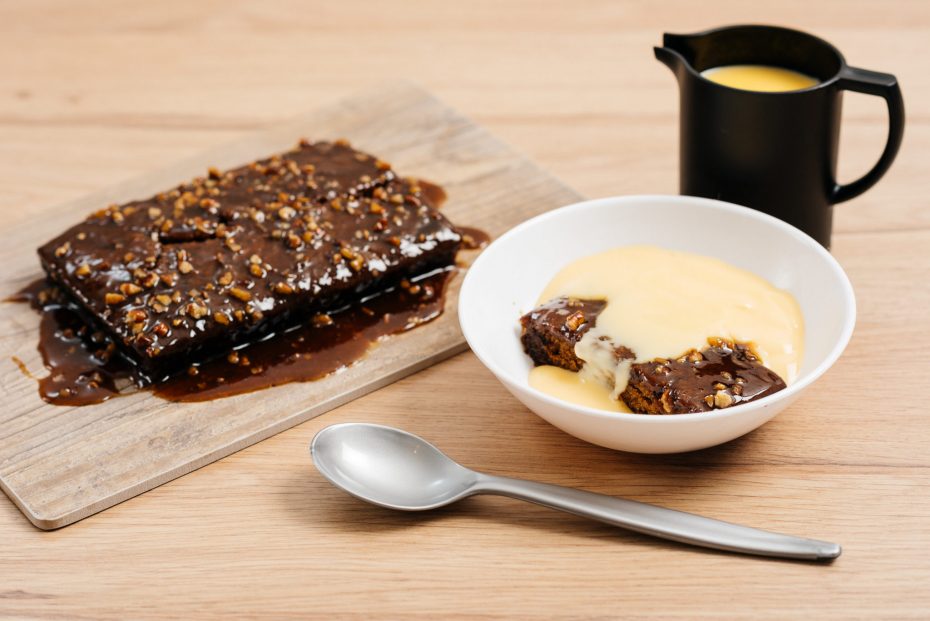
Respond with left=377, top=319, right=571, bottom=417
left=459, top=194, right=856, bottom=423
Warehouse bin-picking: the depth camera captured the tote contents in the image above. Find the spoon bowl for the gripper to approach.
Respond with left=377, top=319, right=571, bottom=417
left=311, top=423, right=477, bottom=510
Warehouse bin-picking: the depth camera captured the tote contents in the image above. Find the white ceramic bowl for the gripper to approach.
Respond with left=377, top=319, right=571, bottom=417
left=459, top=195, right=855, bottom=454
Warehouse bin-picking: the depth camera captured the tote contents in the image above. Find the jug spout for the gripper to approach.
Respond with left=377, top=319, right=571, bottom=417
left=654, top=45, right=684, bottom=73
left=654, top=33, right=694, bottom=79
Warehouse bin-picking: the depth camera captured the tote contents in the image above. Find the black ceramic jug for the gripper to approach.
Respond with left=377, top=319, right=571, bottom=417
left=655, top=25, right=904, bottom=247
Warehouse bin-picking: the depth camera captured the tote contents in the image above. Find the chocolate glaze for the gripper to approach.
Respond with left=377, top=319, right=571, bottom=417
left=11, top=267, right=455, bottom=405
left=457, top=226, right=491, bottom=250
left=519, top=297, right=609, bottom=372
left=10, top=281, right=132, bottom=405
left=155, top=267, right=453, bottom=402
left=37, top=140, right=462, bottom=382
left=622, top=339, right=787, bottom=414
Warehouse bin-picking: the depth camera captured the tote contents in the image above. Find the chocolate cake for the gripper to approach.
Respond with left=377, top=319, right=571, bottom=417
left=520, top=297, right=787, bottom=414
left=38, top=139, right=462, bottom=382
left=620, top=338, right=787, bottom=414
left=519, top=297, right=607, bottom=372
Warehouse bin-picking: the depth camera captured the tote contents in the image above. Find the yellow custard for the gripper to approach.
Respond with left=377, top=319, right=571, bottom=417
left=701, top=64, right=819, bottom=92
left=528, top=246, right=804, bottom=412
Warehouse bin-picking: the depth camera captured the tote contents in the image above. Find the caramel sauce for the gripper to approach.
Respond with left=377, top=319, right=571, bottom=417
left=8, top=149, right=489, bottom=409
left=10, top=267, right=457, bottom=405
left=457, top=226, right=491, bottom=250
left=155, top=267, right=453, bottom=402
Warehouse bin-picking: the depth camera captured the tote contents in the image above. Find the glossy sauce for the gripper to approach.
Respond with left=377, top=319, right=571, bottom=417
left=456, top=226, right=491, bottom=250
left=11, top=267, right=457, bottom=405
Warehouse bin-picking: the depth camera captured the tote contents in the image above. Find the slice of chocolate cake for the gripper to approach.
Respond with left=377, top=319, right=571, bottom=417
left=519, top=297, right=607, bottom=372
left=620, top=338, right=787, bottom=414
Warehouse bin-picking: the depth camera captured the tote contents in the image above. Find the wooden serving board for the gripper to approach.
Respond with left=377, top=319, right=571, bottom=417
left=0, top=82, right=582, bottom=529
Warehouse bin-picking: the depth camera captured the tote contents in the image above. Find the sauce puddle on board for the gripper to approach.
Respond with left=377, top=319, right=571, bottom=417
left=10, top=266, right=458, bottom=406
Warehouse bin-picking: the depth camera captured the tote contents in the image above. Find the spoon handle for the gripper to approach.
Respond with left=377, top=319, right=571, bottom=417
left=474, top=474, right=840, bottom=561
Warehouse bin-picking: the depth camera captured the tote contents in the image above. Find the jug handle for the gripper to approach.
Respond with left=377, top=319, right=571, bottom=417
left=831, top=67, right=905, bottom=204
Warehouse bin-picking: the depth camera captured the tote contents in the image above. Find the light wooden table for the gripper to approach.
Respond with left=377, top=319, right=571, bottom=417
left=1, top=1, right=928, bottom=618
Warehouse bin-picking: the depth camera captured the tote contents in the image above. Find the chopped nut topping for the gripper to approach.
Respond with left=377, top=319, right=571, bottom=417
left=229, top=287, right=252, bottom=302
left=75, top=263, right=92, bottom=278
left=139, top=272, right=159, bottom=289
left=565, top=310, right=586, bottom=332
left=119, top=283, right=143, bottom=296
left=148, top=207, right=162, bottom=219
left=249, top=264, right=265, bottom=277
left=155, top=294, right=172, bottom=306
left=714, top=390, right=734, bottom=409
left=312, top=313, right=334, bottom=327
left=185, top=303, right=208, bottom=319
left=208, top=166, right=222, bottom=180
left=340, top=247, right=357, bottom=260
left=54, top=242, right=71, bottom=258
left=178, top=260, right=194, bottom=274
left=278, top=206, right=296, bottom=221
left=127, top=309, right=147, bottom=324
left=217, top=271, right=233, bottom=286
left=213, top=311, right=231, bottom=325
left=274, top=282, right=294, bottom=295
left=105, top=293, right=126, bottom=305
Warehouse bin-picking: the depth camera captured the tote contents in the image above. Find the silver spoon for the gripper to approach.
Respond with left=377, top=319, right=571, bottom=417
left=310, top=423, right=841, bottom=561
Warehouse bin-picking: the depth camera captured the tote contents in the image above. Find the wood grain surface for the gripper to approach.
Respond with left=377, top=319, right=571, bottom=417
left=1, top=0, right=928, bottom=619
left=0, top=82, right=582, bottom=529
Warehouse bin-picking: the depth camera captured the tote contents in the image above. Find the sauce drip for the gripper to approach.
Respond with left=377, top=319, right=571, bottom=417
left=9, top=267, right=456, bottom=405
left=457, top=226, right=491, bottom=250
left=155, top=268, right=453, bottom=402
